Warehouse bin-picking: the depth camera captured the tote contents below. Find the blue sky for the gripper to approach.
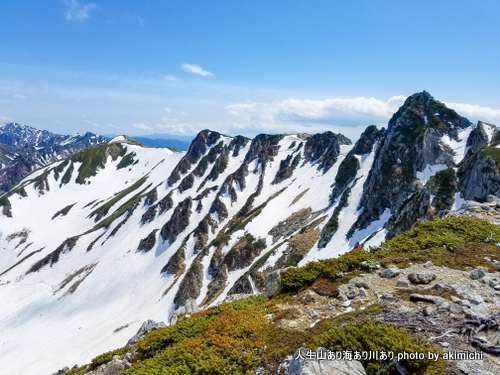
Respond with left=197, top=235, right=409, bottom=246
left=1, top=1, right=500, bottom=140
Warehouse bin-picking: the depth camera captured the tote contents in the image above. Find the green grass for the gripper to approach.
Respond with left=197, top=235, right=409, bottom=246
left=0, top=195, right=11, bottom=208
left=0, top=249, right=42, bottom=276
left=60, top=162, right=75, bottom=185
left=117, top=152, right=137, bottom=170
left=70, top=143, right=126, bottom=184
left=90, top=177, right=148, bottom=219
left=52, top=203, right=76, bottom=220
left=87, top=183, right=151, bottom=232
left=78, top=218, right=499, bottom=375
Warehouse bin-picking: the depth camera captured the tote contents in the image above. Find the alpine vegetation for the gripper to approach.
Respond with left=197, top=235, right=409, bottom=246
left=2, top=92, right=500, bottom=374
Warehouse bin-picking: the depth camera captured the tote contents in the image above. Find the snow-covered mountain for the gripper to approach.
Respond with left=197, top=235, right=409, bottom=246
left=1, top=92, right=500, bottom=374
left=0, top=123, right=107, bottom=193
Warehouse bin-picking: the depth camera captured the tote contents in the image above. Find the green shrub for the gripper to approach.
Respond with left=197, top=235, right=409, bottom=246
left=89, top=346, right=131, bottom=371
left=318, top=322, right=445, bottom=375
left=382, top=217, right=500, bottom=252
left=281, top=247, right=375, bottom=291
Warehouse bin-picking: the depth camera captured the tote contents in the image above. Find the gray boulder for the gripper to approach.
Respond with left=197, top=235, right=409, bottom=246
left=453, top=284, right=485, bottom=305
left=288, top=347, right=366, bottom=375
left=408, top=272, right=436, bottom=284
left=52, top=367, right=70, bottom=375
left=170, top=298, right=200, bottom=325
left=396, top=279, right=409, bottom=287
left=87, top=356, right=131, bottom=375
left=308, top=309, right=320, bottom=319
left=184, top=298, right=200, bottom=314
left=381, top=267, right=400, bottom=278
left=470, top=302, right=490, bottom=317
left=470, top=269, right=486, bottom=280
left=265, top=270, right=282, bottom=298
left=127, top=319, right=166, bottom=346
left=224, top=293, right=255, bottom=303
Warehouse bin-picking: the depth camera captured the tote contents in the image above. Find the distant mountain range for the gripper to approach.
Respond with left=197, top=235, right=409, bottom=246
left=2, top=92, right=500, bottom=373
left=132, top=137, right=191, bottom=151
left=0, top=123, right=107, bottom=193
left=103, top=133, right=193, bottom=150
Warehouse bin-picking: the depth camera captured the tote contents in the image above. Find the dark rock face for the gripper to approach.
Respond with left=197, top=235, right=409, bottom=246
left=144, top=188, right=158, bottom=206
left=158, top=192, right=174, bottom=214
left=466, top=122, right=490, bottom=154
left=209, top=196, right=228, bottom=222
left=272, top=153, right=301, bottom=185
left=141, top=205, right=157, bottom=224
left=459, top=149, right=500, bottom=202
left=330, top=126, right=386, bottom=204
left=160, top=198, right=192, bottom=244
left=167, top=130, right=222, bottom=186
left=350, top=91, right=472, bottom=237
left=178, top=173, right=194, bottom=193
left=229, top=135, right=250, bottom=157
left=302, top=131, right=351, bottom=173
left=192, top=156, right=209, bottom=177
left=161, top=247, right=185, bottom=276
left=223, top=234, right=266, bottom=272
left=137, top=230, right=158, bottom=252
left=28, top=236, right=79, bottom=272
left=174, top=261, right=204, bottom=308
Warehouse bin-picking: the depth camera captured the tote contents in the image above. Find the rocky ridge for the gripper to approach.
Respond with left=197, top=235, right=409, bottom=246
left=0, top=123, right=107, bottom=193
left=3, top=92, right=500, bottom=374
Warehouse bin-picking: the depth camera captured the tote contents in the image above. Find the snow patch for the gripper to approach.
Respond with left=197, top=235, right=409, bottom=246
left=440, top=125, right=475, bottom=164
left=416, top=164, right=448, bottom=185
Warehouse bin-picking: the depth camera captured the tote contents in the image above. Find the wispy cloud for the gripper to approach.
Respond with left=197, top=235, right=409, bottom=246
left=131, top=123, right=151, bottom=130
left=444, top=102, right=500, bottom=125
left=82, top=114, right=98, bottom=127
left=164, top=75, right=180, bottom=82
left=181, top=63, right=213, bottom=77
left=13, top=94, right=26, bottom=99
left=226, top=95, right=406, bottom=128
left=64, top=0, right=98, bottom=21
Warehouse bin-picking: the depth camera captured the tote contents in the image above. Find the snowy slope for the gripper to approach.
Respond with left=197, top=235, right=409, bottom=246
left=0, top=94, right=499, bottom=374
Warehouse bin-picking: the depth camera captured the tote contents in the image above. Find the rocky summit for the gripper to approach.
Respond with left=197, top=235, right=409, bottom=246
left=2, top=92, right=500, bottom=374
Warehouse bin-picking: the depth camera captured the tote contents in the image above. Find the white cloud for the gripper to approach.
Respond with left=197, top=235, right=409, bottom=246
left=131, top=123, right=151, bottom=130
left=164, top=75, right=180, bottom=81
left=13, top=94, right=26, bottom=99
left=64, top=0, right=97, bottom=21
left=444, top=102, right=500, bottom=125
left=163, top=107, right=171, bottom=113
left=225, top=95, right=407, bottom=136
left=181, top=63, right=213, bottom=77
left=0, top=116, right=11, bottom=122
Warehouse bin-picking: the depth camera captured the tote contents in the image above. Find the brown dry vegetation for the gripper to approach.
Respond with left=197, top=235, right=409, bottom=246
left=289, top=188, right=309, bottom=206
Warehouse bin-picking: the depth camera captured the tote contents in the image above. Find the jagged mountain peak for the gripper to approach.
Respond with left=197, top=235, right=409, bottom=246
left=388, top=91, right=472, bottom=136
left=2, top=96, right=500, bottom=374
